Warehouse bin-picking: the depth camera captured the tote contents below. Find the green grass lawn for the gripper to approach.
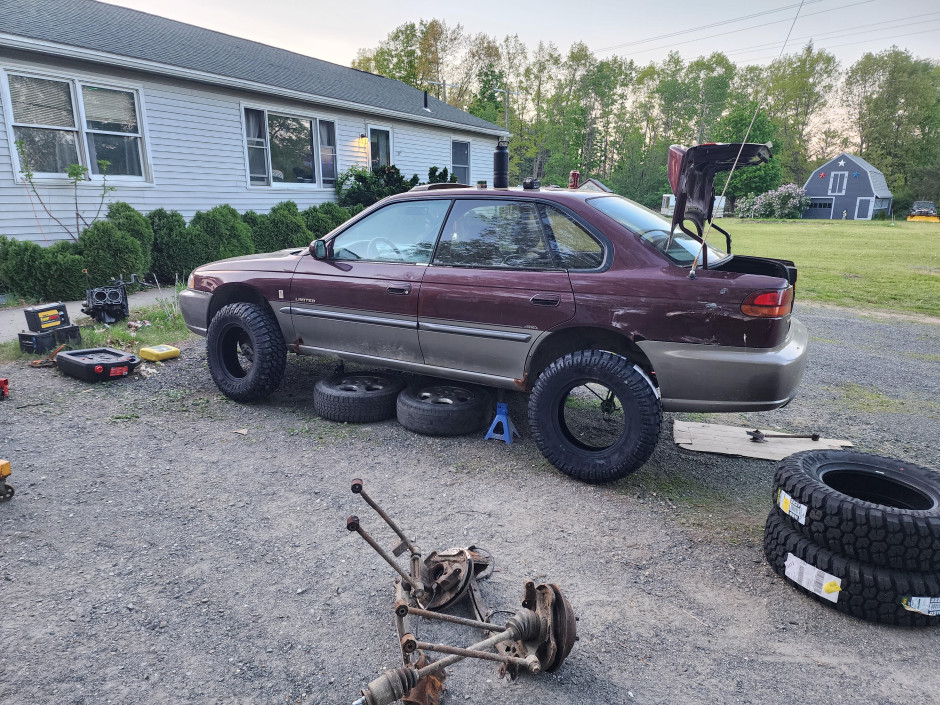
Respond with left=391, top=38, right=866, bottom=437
left=721, top=218, right=940, bottom=317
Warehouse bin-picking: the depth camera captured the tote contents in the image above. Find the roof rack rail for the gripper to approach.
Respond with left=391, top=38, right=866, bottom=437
left=409, top=183, right=474, bottom=192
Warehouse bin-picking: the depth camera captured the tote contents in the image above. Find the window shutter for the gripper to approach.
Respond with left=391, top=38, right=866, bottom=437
left=9, top=75, right=75, bottom=128
left=82, top=86, right=138, bottom=133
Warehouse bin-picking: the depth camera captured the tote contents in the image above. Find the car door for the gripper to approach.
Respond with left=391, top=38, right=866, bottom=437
left=418, top=198, right=575, bottom=381
left=289, top=199, right=451, bottom=363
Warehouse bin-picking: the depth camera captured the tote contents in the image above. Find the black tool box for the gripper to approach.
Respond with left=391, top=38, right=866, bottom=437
left=18, top=324, right=82, bottom=354
left=56, top=348, right=141, bottom=382
left=24, top=302, right=70, bottom=331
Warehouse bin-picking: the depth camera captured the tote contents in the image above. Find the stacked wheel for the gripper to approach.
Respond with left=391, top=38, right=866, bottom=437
left=765, top=450, right=940, bottom=626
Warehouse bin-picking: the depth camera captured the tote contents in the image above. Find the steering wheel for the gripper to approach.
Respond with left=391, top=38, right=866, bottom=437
left=366, top=237, right=403, bottom=261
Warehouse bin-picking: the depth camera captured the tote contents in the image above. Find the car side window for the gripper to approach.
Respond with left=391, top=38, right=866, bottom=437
left=432, top=200, right=555, bottom=269
left=332, top=200, right=450, bottom=263
left=540, top=204, right=604, bottom=270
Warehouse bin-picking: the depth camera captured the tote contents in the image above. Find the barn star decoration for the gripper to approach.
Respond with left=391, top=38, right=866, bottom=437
left=820, top=172, right=826, bottom=178
left=838, top=159, right=846, bottom=166
left=853, top=171, right=860, bottom=178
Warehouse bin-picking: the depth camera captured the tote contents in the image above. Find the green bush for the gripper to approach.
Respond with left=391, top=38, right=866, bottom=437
left=0, top=237, right=45, bottom=299
left=336, top=165, right=420, bottom=208
left=301, top=205, right=330, bottom=239
left=347, top=203, right=366, bottom=217
left=267, top=201, right=313, bottom=251
left=191, top=205, right=254, bottom=260
left=317, top=202, right=352, bottom=230
left=150, top=208, right=208, bottom=283
left=43, top=240, right=87, bottom=301
left=77, top=221, right=146, bottom=287
left=107, top=202, right=154, bottom=272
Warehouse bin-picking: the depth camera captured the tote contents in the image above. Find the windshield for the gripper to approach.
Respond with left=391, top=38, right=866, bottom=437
left=587, top=195, right=728, bottom=266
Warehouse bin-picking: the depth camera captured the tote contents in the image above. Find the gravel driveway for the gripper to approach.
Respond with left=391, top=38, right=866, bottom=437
left=1, top=303, right=938, bottom=705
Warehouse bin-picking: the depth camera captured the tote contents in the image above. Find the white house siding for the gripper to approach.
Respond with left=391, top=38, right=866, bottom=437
left=0, top=51, right=497, bottom=243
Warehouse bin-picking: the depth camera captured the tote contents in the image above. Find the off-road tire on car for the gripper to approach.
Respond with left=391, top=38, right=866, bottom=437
left=396, top=382, right=491, bottom=436
left=773, top=450, right=940, bottom=572
left=763, top=512, right=940, bottom=626
left=207, top=302, right=286, bottom=402
left=314, top=372, right=405, bottom=423
left=528, top=351, right=661, bottom=484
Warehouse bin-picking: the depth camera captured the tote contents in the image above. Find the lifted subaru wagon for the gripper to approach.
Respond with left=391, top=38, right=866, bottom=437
left=181, top=143, right=806, bottom=483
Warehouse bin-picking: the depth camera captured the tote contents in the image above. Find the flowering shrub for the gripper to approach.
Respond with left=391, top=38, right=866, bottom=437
left=735, top=184, right=810, bottom=219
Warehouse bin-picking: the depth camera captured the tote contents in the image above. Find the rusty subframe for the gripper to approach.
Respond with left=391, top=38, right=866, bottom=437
left=345, top=478, right=578, bottom=705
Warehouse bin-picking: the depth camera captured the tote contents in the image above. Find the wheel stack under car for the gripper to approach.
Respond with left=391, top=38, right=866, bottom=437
left=764, top=450, right=940, bottom=626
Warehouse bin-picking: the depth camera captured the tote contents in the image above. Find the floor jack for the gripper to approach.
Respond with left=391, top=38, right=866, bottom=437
left=346, top=479, right=576, bottom=705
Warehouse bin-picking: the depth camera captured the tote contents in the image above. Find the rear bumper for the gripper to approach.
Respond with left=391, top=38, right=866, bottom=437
left=179, top=288, right=211, bottom=336
left=637, top=318, right=808, bottom=412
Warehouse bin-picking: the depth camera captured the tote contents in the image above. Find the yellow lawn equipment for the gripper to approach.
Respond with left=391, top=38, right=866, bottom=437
left=907, top=201, right=939, bottom=222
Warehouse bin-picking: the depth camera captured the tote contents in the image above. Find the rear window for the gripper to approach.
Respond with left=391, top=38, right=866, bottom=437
left=587, top=195, right=728, bottom=266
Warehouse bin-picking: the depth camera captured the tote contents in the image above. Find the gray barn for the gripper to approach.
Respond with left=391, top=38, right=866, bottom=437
left=802, top=153, right=893, bottom=220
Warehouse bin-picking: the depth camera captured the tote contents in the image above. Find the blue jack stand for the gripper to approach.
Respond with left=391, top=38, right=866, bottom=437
left=485, top=402, right=519, bottom=444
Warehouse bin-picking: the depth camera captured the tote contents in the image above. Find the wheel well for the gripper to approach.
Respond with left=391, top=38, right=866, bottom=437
left=207, top=284, right=271, bottom=324
left=525, top=327, right=654, bottom=391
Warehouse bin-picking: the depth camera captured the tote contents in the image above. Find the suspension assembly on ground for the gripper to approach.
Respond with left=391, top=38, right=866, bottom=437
left=345, top=478, right=577, bottom=705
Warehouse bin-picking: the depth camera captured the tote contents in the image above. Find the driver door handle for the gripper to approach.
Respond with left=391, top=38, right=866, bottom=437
left=387, top=284, right=411, bottom=295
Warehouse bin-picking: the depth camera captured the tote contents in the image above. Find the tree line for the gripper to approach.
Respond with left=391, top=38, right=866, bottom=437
left=353, top=20, right=940, bottom=212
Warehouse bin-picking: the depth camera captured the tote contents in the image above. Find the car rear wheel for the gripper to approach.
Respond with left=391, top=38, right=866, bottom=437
left=206, top=302, right=286, bottom=402
left=396, top=382, right=491, bottom=436
left=528, top=351, right=661, bottom=484
left=314, top=372, right=405, bottom=423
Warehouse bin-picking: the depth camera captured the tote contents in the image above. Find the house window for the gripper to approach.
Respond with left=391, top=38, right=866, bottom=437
left=268, top=114, right=314, bottom=184
left=8, top=74, right=81, bottom=174
left=82, top=85, right=142, bottom=176
left=370, top=128, right=390, bottom=170
left=828, top=171, right=848, bottom=196
left=244, top=108, right=269, bottom=185
left=5, top=72, right=147, bottom=180
left=319, top=120, right=337, bottom=186
left=452, top=140, right=469, bottom=184
left=244, top=107, right=335, bottom=186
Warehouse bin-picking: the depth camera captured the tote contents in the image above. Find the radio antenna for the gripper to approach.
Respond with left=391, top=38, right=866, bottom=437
left=687, top=0, right=807, bottom=279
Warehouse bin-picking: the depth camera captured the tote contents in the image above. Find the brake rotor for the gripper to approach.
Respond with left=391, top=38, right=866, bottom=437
left=529, top=583, right=577, bottom=673
left=419, top=548, right=490, bottom=611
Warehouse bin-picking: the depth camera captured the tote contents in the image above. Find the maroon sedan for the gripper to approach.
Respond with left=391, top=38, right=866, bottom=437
left=181, top=143, right=806, bottom=483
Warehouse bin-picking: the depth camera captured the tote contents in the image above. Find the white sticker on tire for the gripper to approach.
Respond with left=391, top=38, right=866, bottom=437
left=902, top=597, right=940, bottom=616
left=784, top=553, right=842, bottom=603
left=777, top=489, right=808, bottom=525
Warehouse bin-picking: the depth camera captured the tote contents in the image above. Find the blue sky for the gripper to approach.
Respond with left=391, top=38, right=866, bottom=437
left=101, top=0, right=939, bottom=69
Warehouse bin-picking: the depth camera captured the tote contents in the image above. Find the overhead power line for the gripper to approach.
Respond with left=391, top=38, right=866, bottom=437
left=744, top=25, right=940, bottom=63
left=598, top=0, right=873, bottom=59
left=594, top=0, right=823, bottom=53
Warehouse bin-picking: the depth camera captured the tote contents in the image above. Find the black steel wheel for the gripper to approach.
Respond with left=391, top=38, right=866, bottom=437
left=764, top=511, right=940, bottom=626
left=396, top=383, right=491, bottom=436
left=1, top=484, right=13, bottom=501
left=314, top=372, right=405, bottom=423
left=206, top=302, right=286, bottom=402
left=528, top=350, right=661, bottom=484
left=773, top=450, right=940, bottom=571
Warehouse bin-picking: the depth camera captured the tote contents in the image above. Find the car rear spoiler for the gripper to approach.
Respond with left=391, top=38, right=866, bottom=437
left=668, top=142, right=772, bottom=251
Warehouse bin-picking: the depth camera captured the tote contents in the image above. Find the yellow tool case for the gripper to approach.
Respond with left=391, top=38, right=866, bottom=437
left=139, top=344, right=181, bottom=362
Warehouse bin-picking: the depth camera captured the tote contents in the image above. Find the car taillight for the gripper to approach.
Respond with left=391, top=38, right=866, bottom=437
left=741, top=287, right=793, bottom=318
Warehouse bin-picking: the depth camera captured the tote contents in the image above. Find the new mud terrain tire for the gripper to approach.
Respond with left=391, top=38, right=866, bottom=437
left=207, top=302, right=286, bottom=402
left=774, top=450, right=940, bottom=571
left=764, top=512, right=940, bottom=626
left=528, top=351, right=661, bottom=484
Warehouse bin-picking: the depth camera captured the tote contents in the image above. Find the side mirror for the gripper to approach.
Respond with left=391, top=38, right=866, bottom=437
left=310, top=239, right=327, bottom=259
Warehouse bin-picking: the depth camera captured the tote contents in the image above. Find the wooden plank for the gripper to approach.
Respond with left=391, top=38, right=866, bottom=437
left=672, top=420, right=852, bottom=461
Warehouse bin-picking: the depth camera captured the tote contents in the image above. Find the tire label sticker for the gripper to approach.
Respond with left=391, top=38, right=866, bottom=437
left=777, top=489, right=807, bottom=524
left=784, top=553, right=842, bottom=603
left=902, top=596, right=940, bottom=616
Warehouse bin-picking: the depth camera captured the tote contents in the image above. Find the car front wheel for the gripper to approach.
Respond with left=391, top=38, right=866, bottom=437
left=206, top=302, right=286, bottom=402
left=528, top=350, right=662, bottom=484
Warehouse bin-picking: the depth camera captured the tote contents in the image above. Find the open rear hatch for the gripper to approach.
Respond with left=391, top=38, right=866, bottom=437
left=668, top=142, right=797, bottom=286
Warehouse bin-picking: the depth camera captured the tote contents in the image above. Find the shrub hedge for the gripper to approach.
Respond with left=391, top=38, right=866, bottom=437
left=0, top=199, right=361, bottom=301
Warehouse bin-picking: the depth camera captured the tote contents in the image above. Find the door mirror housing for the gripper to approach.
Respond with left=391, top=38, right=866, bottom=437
left=310, top=239, right=327, bottom=259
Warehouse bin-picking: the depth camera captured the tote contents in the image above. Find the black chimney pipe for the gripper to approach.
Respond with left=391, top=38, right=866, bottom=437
left=493, top=139, right=509, bottom=189
left=423, top=90, right=429, bottom=110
